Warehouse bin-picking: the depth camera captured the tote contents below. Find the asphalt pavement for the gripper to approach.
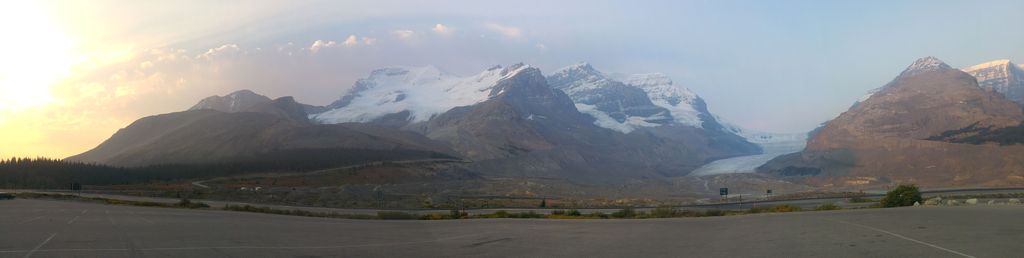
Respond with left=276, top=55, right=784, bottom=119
left=2, top=198, right=1022, bottom=257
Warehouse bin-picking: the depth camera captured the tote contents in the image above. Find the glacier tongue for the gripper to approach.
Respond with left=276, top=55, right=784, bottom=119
left=312, top=64, right=530, bottom=124
left=693, top=117, right=808, bottom=176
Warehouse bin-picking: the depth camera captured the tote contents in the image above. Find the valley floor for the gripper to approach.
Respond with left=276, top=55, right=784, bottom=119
left=2, top=198, right=1021, bottom=257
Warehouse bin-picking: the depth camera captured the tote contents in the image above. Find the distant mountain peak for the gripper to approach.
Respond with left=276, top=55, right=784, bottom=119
left=963, top=59, right=1024, bottom=105
left=550, top=62, right=603, bottom=81
left=189, top=89, right=272, bottom=113
left=312, top=63, right=534, bottom=124
left=964, top=59, right=1013, bottom=72
left=563, top=61, right=596, bottom=71
left=900, top=56, right=952, bottom=77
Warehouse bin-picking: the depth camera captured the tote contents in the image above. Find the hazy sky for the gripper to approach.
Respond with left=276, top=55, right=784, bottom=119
left=2, top=0, right=1024, bottom=158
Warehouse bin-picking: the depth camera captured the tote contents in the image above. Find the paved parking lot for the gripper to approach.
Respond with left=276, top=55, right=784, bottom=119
left=2, top=198, right=1022, bottom=257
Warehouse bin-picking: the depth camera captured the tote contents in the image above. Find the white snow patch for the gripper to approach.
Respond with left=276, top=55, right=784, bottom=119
left=574, top=103, right=654, bottom=133
left=313, top=64, right=530, bottom=124
left=963, top=59, right=1011, bottom=72
left=621, top=73, right=703, bottom=127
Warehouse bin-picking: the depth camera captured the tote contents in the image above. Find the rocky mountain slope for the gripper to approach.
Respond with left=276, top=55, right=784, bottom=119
left=189, top=89, right=272, bottom=113
left=69, top=95, right=455, bottom=167
left=759, top=57, right=1024, bottom=188
left=546, top=63, right=673, bottom=133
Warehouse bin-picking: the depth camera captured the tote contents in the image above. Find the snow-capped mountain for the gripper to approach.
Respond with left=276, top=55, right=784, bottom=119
left=962, top=59, right=1024, bottom=105
left=618, top=73, right=705, bottom=127
left=761, top=57, right=1024, bottom=188
left=189, top=89, right=272, bottom=112
left=547, top=63, right=672, bottom=133
left=899, top=56, right=950, bottom=78
left=546, top=62, right=716, bottom=133
left=311, top=64, right=531, bottom=124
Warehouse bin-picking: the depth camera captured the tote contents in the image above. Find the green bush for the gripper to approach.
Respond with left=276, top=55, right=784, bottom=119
left=377, top=211, right=418, bottom=220
left=549, top=209, right=582, bottom=217
left=703, top=209, right=725, bottom=216
left=567, top=209, right=582, bottom=216
left=611, top=207, right=636, bottom=218
left=418, top=213, right=454, bottom=220
left=814, top=203, right=841, bottom=211
left=175, top=198, right=210, bottom=209
left=449, top=209, right=462, bottom=219
left=649, top=206, right=679, bottom=218
left=880, top=184, right=922, bottom=208
left=849, top=197, right=877, bottom=203
left=771, top=204, right=802, bottom=212
left=513, top=211, right=543, bottom=218
left=494, top=210, right=509, bottom=218
left=747, top=206, right=770, bottom=214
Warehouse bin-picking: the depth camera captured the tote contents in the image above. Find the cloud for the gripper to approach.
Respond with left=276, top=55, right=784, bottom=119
left=535, top=43, right=547, bottom=50
left=316, top=35, right=376, bottom=48
left=342, top=35, right=359, bottom=46
left=361, top=36, right=377, bottom=45
left=198, top=44, right=243, bottom=59
left=309, top=40, right=338, bottom=52
left=484, top=23, right=523, bottom=39
left=393, top=30, right=416, bottom=40
left=432, top=23, right=453, bottom=36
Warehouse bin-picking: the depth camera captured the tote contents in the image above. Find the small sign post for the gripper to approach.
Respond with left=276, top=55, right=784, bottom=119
left=719, top=187, right=728, bottom=202
left=766, top=189, right=773, bottom=199
left=70, top=182, right=82, bottom=196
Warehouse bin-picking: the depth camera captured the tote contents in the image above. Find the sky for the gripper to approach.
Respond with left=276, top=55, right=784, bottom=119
left=2, top=0, right=1024, bottom=158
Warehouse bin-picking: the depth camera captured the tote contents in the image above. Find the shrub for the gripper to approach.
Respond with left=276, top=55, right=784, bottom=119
left=703, top=209, right=725, bottom=216
left=611, top=207, right=636, bottom=218
left=849, top=197, right=876, bottom=203
left=747, top=206, right=770, bottom=214
left=650, top=206, right=679, bottom=218
left=771, top=204, right=802, bottom=212
left=418, top=213, right=453, bottom=220
left=567, top=209, right=582, bottom=216
left=377, top=211, right=418, bottom=220
left=880, top=184, right=922, bottom=208
left=516, top=211, right=543, bottom=218
left=494, top=210, right=509, bottom=218
left=175, top=198, right=210, bottom=209
left=814, top=203, right=841, bottom=211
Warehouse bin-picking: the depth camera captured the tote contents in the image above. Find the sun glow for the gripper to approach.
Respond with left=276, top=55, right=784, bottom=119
left=0, top=1, right=76, bottom=113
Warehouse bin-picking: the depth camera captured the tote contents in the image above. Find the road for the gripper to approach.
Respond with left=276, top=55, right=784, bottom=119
left=2, top=198, right=1022, bottom=257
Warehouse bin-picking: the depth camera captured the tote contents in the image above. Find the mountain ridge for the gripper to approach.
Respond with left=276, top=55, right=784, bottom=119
left=759, top=56, right=1024, bottom=188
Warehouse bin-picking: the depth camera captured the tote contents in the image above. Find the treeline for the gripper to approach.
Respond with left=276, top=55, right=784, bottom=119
left=0, top=148, right=457, bottom=189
